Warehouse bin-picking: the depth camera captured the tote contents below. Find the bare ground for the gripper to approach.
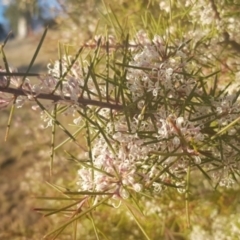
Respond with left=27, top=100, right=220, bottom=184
left=0, top=32, right=65, bottom=239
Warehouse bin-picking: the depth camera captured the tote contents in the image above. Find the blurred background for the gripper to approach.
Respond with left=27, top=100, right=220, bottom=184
left=0, top=1, right=94, bottom=239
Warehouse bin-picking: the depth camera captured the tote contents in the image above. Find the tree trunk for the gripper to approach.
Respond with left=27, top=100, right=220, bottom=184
left=17, top=15, right=28, bottom=39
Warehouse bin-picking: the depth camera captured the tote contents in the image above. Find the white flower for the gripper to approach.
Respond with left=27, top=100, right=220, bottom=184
left=159, top=1, right=170, bottom=13
left=153, top=182, right=162, bottom=193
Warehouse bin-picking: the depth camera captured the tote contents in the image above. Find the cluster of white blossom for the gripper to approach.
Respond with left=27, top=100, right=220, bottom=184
left=1, top=28, right=240, bottom=200
left=0, top=53, right=113, bottom=128
left=185, top=0, right=221, bottom=26
left=74, top=32, right=240, bottom=202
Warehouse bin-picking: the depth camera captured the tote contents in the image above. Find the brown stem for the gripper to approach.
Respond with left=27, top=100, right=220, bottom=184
left=0, top=86, right=123, bottom=110
left=209, top=0, right=221, bottom=20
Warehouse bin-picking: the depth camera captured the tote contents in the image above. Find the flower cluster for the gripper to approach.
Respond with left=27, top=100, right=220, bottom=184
left=75, top=32, right=240, bottom=204
left=1, top=30, right=240, bottom=200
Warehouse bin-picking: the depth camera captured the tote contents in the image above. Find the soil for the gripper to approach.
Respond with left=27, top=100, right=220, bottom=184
left=0, top=32, right=61, bottom=239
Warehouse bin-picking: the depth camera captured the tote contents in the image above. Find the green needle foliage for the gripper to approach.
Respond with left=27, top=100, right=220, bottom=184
left=1, top=0, right=240, bottom=239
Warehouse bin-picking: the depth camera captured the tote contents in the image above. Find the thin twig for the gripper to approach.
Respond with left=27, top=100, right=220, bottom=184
left=0, top=86, right=123, bottom=110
